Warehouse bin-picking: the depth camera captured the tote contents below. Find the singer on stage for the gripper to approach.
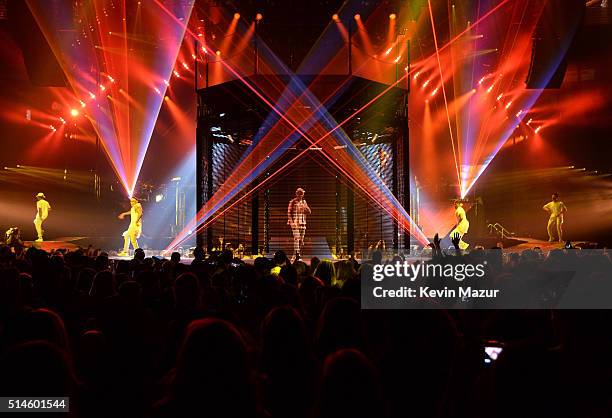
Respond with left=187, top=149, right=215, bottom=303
left=287, top=188, right=311, bottom=260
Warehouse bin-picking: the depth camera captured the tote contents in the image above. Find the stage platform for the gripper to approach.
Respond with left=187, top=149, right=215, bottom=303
left=21, top=236, right=598, bottom=264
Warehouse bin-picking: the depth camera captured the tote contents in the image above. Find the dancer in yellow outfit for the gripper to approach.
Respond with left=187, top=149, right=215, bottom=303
left=543, top=193, right=567, bottom=242
left=450, top=200, right=470, bottom=250
left=33, top=192, right=51, bottom=242
left=117, top=197, right=142, bottom=256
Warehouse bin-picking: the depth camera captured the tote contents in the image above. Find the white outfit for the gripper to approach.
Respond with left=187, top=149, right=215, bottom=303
left=123, top=203, right=142, bottom=252
left=543, top=200, right=566, bottom=242
left=450, top=205, right=470, bottom=250
left=287, top=197, right=311, bottom=255
left=34, top=199, right=51, bottom=240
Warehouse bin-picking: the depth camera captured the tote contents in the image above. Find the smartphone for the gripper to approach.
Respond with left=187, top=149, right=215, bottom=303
left=484, top=345, right=503, bottom=365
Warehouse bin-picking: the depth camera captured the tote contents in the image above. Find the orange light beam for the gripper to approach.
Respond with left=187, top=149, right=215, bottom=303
left=427, top=0, right=461, bottom=196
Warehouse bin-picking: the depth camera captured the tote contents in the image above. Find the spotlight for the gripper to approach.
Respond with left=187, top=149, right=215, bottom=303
left=164, top=96, right=170, bottom=102
left=471, top=88, right=476, bottom=93
left=534, top=126, right=541, bottom=134
left=504, top=100, right=512, bottom=110
left=389, top=13, right=396, bottom=20
left=154, top=87, right=161, bottom=95
left=234, top=13, right=240, bottom=20
left=182, top=62, right=189, bottom=70
left=79, top=100, right=86, bottom=108
left=256, top=13, right=263, bottom=21
left=354, top=14, right=360, bottom=20
left=88, top=91, right=96, bottom=99
left=155, top=194, right=164, bottom=203
left=173, top=70, right=180, bottom=78
left=422, top=79, right=430, bottom=88
left=332, top=13, right=340, bottom=22
left=384, top=46, right=393, bottom=56
left=526, top=118, right=533, bottom=125
left=163, top=79, right=170, bottom=86
left=430, top=87, right=439, bottom=97
left=496, top=93, right=503, bottom=101
left=59, top=117, right=66, bottom=124
left=216, top=50, right=221, bottom=56
left=70, top=108, right=80, bottom=117
left=413, top=71, right=420, bottom=80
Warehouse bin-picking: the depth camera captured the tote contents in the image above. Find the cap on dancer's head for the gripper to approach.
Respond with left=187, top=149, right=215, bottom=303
left=296, top=188, right=305, bottom=196
left=36, top=192, right=46, bottom=199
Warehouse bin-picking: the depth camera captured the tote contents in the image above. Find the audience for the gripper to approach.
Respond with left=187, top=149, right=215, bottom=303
left=0, top=242, right=610, bottom=418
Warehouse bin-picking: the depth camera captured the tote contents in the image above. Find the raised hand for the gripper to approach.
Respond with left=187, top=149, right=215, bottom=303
left=451, top=232, right=461, bottom=249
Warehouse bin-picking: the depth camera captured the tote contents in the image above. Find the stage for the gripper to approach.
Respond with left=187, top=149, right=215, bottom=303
left=21, top=235, right=598, bottom=265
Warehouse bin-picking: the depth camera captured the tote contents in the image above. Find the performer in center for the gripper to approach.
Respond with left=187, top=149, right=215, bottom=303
left=287, top=188, right=311, bottom=259
left=117, top=197, right=143, bottom=257
left=450, top=200, right=470, bottom=250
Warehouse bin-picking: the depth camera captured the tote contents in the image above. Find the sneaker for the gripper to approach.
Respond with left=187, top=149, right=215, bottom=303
left=35, top=238, right=43, bottom=242
left=117, top=251, right=129, bottom=257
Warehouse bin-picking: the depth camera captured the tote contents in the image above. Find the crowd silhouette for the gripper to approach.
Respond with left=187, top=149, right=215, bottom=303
left=1, top=243, right=611, bottom=417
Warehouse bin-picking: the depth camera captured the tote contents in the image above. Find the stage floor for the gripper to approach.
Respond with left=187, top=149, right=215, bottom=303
left=22, top=236, right=597, bottom=264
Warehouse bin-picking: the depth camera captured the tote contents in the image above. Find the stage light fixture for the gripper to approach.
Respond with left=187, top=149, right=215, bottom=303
left=234, top=13, right=240, bottom=20
left=354, top=14, right=360, bottom=20
left=389, top=13, right=396, bottom=20
left=215, top=50, right=221, bottom=56
left=155, top=194, right=164, bottom=203
left=173, top=70, right=180, bottom=78
left=332, top=14, right=340, bottom=22
left=70, top=108, right=80, bottom=117
left=182, top=62, right=189, bottom=70
left=164, top=95, right=170, bottom=102
left=256, top=13, right=263, bottom=21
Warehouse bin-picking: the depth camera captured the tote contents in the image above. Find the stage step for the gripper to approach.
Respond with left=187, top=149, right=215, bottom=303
left=267, top=236, right=333, bottom=260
